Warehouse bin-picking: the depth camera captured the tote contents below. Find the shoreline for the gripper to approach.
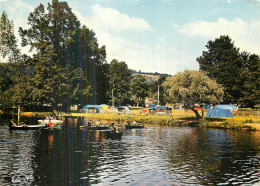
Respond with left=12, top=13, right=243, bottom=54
left=1, top=111, right=259, bottom=131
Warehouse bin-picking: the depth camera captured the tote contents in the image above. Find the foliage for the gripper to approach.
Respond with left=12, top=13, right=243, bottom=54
left=0, top=11, right=20, bottom=62
left=108, top=59, right=132, bottom=105
left=197, top=35, right=260, bottom=107
left=17, top=1, right=107, bottom=111
left=130, top=75, right=149, bottom=106
left=163, top=70, right=224, bottom=119
left=0, top=12, right=29, bottom=108
left=238, top=52, right=260, bottom=107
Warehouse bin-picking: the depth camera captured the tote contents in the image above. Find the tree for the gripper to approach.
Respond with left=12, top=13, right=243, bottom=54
left=0, top=11, right=21, bottom=63
left=108, top=59, right=132, bottom=105
left=163, top=70, right=224, bottom=119
left=239, top=52, right=260, bottom=107
left=196, top=35, right=242, bottom=103
left=18, top=1, right=110, bottom=111
left=19, top=2, right=82, bottom=111
left=197, top=36, right=242, bottom=103
left=197, top=35, right=260, bottom=107
left=0, top=12, right=29, bottom=110
left=131, top=75, right=149, bottom=106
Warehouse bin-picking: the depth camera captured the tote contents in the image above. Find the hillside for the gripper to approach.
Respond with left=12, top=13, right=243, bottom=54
left=131, top=70, right=170, bottom=84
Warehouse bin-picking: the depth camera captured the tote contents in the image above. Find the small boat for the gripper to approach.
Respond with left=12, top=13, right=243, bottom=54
left=38, top=119, right=63, bottom=124
left=80, top=125, right=110, bottom=130
left=105, top=130, right=123, bottom=139
left=9, top=124, right=46, bottom=130
left=125, top=124, right=145, bottom=129
left=43, top=125, right=62, bottom=130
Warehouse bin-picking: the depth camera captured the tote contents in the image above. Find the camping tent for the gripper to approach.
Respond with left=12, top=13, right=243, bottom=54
left=100, top=104, right=110, bottom=111
left=215, top=104, right=236, bottom=111
left=149, top=106, right=172, bottom=115
left=206, top=108, right=233, bottom=118
left=117, top=106, right=130, bottom=114
left=105, top=106, right=119, bottom=114
left=82, top=105, right=104, bottom=113
left=143, top=103, right=156, bottom=109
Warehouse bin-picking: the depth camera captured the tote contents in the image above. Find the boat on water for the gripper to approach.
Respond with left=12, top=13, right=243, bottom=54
left=125, top=124, right=145, bottom=129
left=80, top=125, right=111, bottom=130
left=9, top=124, right=46, bottom=130
left=105, top=130, right=123, bottom=139
left=38, top=117, right=63, bottom=124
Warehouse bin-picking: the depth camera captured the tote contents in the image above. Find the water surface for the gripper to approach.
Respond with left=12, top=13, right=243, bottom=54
left=0, top=115, right=259, bottom=185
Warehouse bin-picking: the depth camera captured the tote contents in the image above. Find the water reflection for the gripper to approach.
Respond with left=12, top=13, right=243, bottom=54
left=0, top=130, right=36, bottom=185
left=0, top=115, right=259, bottom=185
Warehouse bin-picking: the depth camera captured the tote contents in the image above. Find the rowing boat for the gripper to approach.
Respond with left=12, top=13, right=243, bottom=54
left=125, top=124, right=145, bottom=129
left=80, top=125, right=110, bottom=130
left=105, top=130, right=123, bottom=139
left=9, top=124, right=46, bottom=130
left=38, top=119, right=63, bottom=124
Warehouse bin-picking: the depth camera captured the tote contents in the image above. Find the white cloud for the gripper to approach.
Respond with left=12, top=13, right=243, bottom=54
left=73, top=4, right=200, bottom=74
left=88, top=4, right=153, bottom=32
left=73, top=5, right=170, bottom=72
left=246, top=0, right=260, bottom=2
left=175, top=17, right=260, bottom=54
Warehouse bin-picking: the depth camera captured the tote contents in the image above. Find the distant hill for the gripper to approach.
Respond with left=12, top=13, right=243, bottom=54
left=130, top=69, right=171, bottom=84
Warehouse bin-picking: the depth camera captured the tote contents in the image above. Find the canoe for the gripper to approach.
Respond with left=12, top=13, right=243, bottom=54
left=105, top=130, right=123, bottom=139
left=9, top=124, right=46, bottom=130
left=125, top=124, right=145, bottom=129
left=80, top=125, right=110, bottom=130
left=38, top=119, right=63, bottom=124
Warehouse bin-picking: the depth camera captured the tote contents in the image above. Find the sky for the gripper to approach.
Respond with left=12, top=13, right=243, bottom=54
left=0, top=0, right=259, bottom=75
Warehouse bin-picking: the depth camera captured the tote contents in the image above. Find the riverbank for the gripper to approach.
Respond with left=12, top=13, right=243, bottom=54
left=2, top=109, right=259, bottom=130
left=200, top=116, right=260, bottom=131
left=65, top=112, right=260, bottom=131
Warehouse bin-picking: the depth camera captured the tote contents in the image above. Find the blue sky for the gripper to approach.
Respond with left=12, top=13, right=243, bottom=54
left=0, top=0, right=259, bottom=75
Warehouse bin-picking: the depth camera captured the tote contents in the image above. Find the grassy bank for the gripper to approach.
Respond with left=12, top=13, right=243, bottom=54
left=200, top=116, right=260, bottom=131
left=20, top=112, right=52, bottom=117
left=5, top=109, right=260, bottom=130
left=67, top=109, right=260, bottom=130
left=67, top=112, right=197, bottom=125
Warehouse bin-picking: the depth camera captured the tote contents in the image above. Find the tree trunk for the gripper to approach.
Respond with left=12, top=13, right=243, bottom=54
left=190, top=107, right=202, bottom=119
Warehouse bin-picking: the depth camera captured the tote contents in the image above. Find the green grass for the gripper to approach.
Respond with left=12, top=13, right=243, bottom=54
left=200, top=115, right=260, bottom=130
left=20, top=112, right=52, bottom=117
left=10, top=109, right=260, bottom=131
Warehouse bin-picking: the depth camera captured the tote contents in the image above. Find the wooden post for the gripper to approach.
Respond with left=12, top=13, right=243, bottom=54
left=18, top=105, right=21, bottom=124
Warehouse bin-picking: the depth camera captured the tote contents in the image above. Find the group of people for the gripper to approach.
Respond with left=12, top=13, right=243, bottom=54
left=87, top=120, right=102, bottom=126
left=126, top=120, right=137, bottom=125
left=86, top=119, right=117, bottom=131
left=86, top=119, right=137, bottom=132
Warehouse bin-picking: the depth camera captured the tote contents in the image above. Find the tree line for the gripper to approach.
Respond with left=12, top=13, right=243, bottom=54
left=0, top=0, right=259, bottom=113
left=163, top=35, right=259, bottom=118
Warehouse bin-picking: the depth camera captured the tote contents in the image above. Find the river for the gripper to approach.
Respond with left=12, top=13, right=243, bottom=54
left=0, top=115, right=259, bottom=185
